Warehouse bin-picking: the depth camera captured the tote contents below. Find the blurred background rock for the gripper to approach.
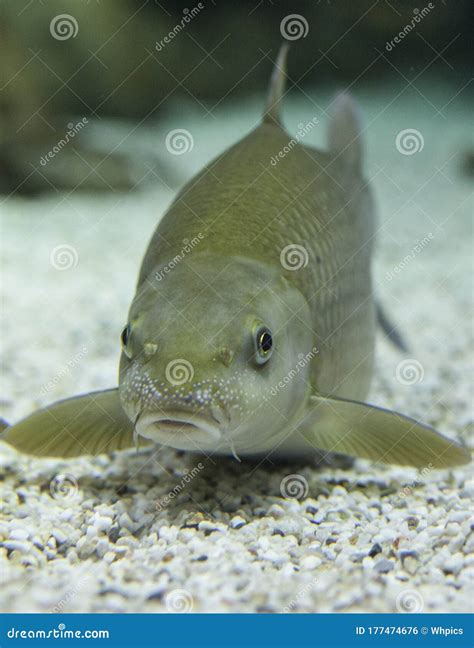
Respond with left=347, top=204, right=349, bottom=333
left=1, top=0, right=472, bottom=194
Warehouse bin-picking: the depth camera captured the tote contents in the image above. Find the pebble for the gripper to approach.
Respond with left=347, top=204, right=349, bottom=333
left=103, top=551, right=117, bottom=564
left=374, top=559, right=394, bottom=573
left=95, top=538, right=110, bottom=558
left=51, top=528, right=68, bottom=545
left=9, top=528, right=30, bottom=541
left=368, top=543, right=382, bottom=558
left=2, top=540, right=31, bottom=553
left=118, top=513, right=136, bottom=533
left=442, top=554, right=464, bottom=575
left=198, top=520, right=227, bottom=534
left=403, top=557, right=418, bottom=575
left=300, top=556, right=322, bottom=570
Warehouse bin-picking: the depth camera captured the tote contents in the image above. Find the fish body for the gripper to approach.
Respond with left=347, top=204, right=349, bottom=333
left=138, top=120, right=375, bottom=402
left=2, top=47, right=470, bottom=468
left=119, top=115, right=374, bottom=457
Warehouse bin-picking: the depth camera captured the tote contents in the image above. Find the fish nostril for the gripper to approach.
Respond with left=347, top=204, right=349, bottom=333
left=219, top=347, right=235, bottom=367
left=143, top=342, right=158, bottom=357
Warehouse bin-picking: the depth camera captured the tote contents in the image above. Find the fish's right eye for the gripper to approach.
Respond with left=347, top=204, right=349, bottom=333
left=254, top=325, right=273, bottom=365
left=121, top=324, right=132, bottom=357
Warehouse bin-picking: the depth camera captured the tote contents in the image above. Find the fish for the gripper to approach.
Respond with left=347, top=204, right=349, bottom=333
left=2, top=45, right=470, bottom=469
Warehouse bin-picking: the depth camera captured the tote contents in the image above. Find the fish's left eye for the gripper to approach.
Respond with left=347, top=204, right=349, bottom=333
left=121, top=324, right=132, bottom=358
left=254, top=326, right=273, bottom=364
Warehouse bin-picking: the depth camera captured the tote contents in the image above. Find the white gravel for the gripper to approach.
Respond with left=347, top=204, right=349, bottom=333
left=0, top=87, right=472, bottom=613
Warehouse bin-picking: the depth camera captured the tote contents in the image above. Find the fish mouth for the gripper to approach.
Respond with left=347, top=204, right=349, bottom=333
left=136, top=411, right=222, bottom=450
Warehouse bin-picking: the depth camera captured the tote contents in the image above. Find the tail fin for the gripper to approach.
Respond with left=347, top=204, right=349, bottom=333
left=263, top=43, right=289, bottom=126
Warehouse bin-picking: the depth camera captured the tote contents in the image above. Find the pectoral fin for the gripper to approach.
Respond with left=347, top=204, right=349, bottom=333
left=298, top=395, right=470, bottom=468
left=1, top=389, right=144, bottom=457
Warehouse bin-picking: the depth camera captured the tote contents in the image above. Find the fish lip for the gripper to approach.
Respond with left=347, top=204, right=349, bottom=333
left=136, top=411, right=222, bottom=445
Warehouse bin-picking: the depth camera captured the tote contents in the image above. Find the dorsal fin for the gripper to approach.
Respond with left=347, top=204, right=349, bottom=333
left=263, top=43, right=289, bottom=126
left=328, top=91, right=364, bottom=176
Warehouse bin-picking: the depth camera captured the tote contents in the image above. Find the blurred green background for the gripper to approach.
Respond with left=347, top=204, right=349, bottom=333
left=1, top=0, right=472, bottom=194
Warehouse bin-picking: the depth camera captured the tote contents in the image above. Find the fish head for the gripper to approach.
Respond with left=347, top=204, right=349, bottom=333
left=118, top=254, right=314, bottom=455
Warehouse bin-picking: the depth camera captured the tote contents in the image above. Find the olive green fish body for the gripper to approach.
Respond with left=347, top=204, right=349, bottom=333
left=2, top=46, right=470, bottom=469
left=140, top=122, right=375, bottom=402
